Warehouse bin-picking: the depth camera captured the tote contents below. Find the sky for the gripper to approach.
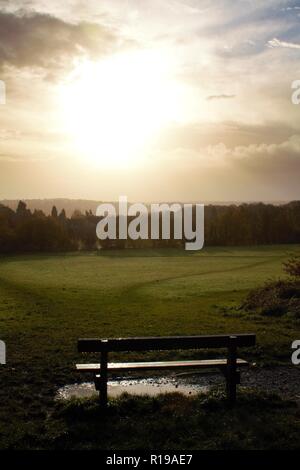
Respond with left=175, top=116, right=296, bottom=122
left=0, top=0, right=300, bottom=202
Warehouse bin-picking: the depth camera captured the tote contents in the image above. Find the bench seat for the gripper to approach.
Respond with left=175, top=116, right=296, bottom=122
left=76, top=358, right=249, bottom=373
left=77, top=334, right=256, bottom=405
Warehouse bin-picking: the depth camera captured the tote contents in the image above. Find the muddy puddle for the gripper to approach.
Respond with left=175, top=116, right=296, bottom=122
left=57, top=376, right=212, bottom=400
left=57, top=367, right=300, bottom=401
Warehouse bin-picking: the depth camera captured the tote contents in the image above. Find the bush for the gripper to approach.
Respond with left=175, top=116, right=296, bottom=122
left=242, top=279, right=300, bottom=317
left=283, top=257, right=300, bottom=278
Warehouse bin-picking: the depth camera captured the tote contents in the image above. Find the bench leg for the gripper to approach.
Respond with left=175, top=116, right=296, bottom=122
left=226, top=336, right=237, bottom=405
left=99, top=350, right=108, bottom=408
left=226, top=374, right=236, bottom=404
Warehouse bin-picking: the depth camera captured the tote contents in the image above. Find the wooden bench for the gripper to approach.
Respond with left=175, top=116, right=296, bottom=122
left=77, top=333, right=256, bottom=407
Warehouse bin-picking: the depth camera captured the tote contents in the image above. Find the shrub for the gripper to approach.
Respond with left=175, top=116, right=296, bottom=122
left=242, top=279, right=300, bottom=317
left=283, top=257, right=300, bottom=278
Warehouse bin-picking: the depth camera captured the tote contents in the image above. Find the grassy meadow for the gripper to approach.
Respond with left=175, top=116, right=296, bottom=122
left=1, top=245, right=300, bottom=449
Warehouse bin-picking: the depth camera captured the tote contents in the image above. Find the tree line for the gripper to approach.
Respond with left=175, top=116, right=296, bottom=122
left=0, top=200, right=299, bottom=253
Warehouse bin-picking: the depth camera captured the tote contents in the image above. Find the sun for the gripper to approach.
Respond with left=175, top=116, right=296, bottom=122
left=59, top=49, right=183, bottom=168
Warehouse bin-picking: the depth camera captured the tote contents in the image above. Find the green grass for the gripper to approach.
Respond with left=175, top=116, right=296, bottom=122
left=0, top=245, right=300, bottom=449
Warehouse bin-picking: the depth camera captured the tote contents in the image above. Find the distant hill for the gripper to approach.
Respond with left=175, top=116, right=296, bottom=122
left=0, top=198, right=292, bottom=217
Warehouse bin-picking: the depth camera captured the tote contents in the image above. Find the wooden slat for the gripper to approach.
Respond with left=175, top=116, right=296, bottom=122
left=76, top=358, right=249, bottom=373
left=78, top=334, right=256, bottom=352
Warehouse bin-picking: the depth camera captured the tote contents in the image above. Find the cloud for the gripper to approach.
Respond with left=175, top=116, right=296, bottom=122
left=281, top=6, right=300, bottom=11
left=205, top=135, right=300, bottom=173
left=206, top=94, right=235, bottom=101
left=267, top=37, right=300, bottom=50
left=150, top=133, right=300, bottom=186
left=0, top=154, right=48, bottom=162
left=156, top=132, right=300, bottom=175
left=0, top=10, right=127, bottom=77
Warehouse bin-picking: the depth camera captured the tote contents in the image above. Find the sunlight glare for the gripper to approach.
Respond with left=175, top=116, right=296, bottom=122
left=60, top=49, right=183, bottom=168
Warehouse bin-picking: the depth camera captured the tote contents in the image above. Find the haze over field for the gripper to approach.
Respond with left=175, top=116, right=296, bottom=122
left=0, top=0, right=300, bottom=202
left=0, top=198, right=290, bottom=216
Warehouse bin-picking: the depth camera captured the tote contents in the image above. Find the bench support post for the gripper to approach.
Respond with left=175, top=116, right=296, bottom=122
left=226, top=335, right=237, bottom=405
left=99, top=350, right=108, bottom=408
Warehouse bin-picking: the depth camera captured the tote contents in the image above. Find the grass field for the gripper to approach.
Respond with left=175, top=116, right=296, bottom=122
left=1, top=245, right=300, bottom=449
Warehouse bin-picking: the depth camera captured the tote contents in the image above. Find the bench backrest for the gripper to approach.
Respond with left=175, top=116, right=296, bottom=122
left=78, top=334, right=256, bottom=353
